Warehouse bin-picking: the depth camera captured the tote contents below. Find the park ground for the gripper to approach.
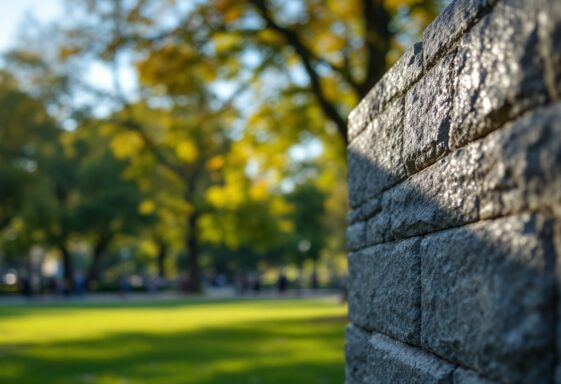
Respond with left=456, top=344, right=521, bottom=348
left=0, top=296, right=347, bottom=383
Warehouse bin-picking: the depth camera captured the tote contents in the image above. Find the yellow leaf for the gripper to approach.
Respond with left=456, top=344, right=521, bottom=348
left=58, top=46, right=81, bottom=60
left=175, top=140, right=198, bottom=163
left=197, top=65, right=217, bottom=82
left=257, top=29, right=284, bottom=45
left=206, top=155, right=225, bottom=171
left=278, top=219, right=294, bottom=233
left=213, top=32, right=240, bottom=53
left=319, top=34, right=345, bottom=53
left=322, top=77, right=338, bottom=100
left=60, top=132, right=76, bottom=158
left=139, top=200, right=156, bottom=215
left=110, top=132, right=143, bottom=159
left=223, top=6, right=242, bottom=22
left=249, top=180, right=268, bottom=201
left=199, top=214, right=222, bottom=244
left=327, top=0, right=359, bottom=18
left=206, top=186, right=226, bottom=208
left=99, top=123, right=116, bottom=136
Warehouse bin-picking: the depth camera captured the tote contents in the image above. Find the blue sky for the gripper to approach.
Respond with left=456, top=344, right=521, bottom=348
left=0, top=0, right=63, bottom=52
left=0, top=0, right=323, bottom=169
left=0, top=0, right=139, bottom=117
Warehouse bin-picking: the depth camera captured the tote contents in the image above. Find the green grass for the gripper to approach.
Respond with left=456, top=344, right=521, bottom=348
left=0, top=297, right=347, bottom=383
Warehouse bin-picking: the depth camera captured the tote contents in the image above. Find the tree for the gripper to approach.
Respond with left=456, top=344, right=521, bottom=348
left=68, top=123, right=155, bottom=287
left=63, top=0, right=439, bottom=143
left=286, top=182, right=327, bottom=273
left=5, top=0, right=442, bottom=290
left=0, top=69, right=72, bottom=283
left=97, top=99, right=234, bottom=291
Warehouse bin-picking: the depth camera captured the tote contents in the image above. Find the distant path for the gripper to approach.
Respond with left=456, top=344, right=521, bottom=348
left=0, top=288, right=343, bottom=306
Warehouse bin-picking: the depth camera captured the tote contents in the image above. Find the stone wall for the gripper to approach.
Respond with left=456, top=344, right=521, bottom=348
left=345, top=0, right=561, bottom=382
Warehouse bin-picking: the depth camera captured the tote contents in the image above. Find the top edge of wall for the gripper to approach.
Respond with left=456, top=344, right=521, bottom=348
left=347, top=0, right=496, bottom=143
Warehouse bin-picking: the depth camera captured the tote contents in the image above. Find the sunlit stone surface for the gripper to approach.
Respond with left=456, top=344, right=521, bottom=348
left=346, top=0, right=561, bottom=382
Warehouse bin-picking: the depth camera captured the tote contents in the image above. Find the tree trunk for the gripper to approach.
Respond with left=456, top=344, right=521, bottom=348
left=87, top=234, right=110, bottom=289
left=60, top=244, right=74, bottom=294
left=156, top=239, right=168, bottom=279
left=186, top=211, right=201, bottom=292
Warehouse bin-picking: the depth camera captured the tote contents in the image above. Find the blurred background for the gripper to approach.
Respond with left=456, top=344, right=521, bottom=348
left=0, top=0, right=446, bottom=382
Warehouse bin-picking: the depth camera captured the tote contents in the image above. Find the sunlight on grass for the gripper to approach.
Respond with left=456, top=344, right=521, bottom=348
left=0, top=298, right=347, bottom=383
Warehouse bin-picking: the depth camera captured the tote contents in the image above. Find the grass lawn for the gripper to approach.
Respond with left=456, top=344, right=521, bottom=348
left=0, top=297, right=347, bottom=383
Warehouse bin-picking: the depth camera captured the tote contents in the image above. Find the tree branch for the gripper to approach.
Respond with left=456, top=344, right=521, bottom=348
left=250, top=0, right=348, bottom=143
left=359, top=0, right=392, bottom=96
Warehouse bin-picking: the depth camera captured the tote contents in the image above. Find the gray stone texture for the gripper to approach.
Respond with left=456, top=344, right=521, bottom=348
left=475, top=103, right=561, bottom=219
left=453, top=368, right=496, bottom=384
left=390, top=140, right=481, bottom=240
left=555, top=218, right=561, bottom=384
left=391, top=102, right=561, bottom=241
left=346, top=325, right=455, bottom=384
left=348, top=42, right=423, bottom=142
left=348, top=198, right=381, bottom=225
left=365, top=192, right=392, bottom=246
left=348, top=238, right=421, bottom=344
left=346, top=0, right=561, bottom=382
left=347, top=97, right=405, bottom=208
left=421, top=214, right=556, bottom=383
left=346, top=221, right=365, bottom=251
left=423, top=0, right=493, bottom=67
left=404, top=52, right=454, bottom=174
left=345, top=325, right=370, bottom=384
left=450, top=0, right=548, bottom=150
left=367, top=331, right=454, bottom=383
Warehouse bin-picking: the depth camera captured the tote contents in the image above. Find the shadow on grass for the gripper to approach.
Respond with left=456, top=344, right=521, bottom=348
left=0, top=296, right=338, bottom=319
left=0, top=315, right=346, bottom=384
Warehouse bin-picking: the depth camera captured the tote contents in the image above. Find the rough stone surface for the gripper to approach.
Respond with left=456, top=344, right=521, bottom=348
left=450, top=0, right=548, bottom=149
left=453, top=368, right=496, bottom=384
left=390, top=102, right=561, bottom=241
left=421, top=214, right=556, bottom=383
left=555, top=219, right=561, bottom=384
left=389, top=143, right=481, bottom=240
left=348, top=97, right=405, bottom=208
left=346, top=222, right=365, bottom=251
left=348, top=198, right=381, bottom=225
left=366, top=331, right=455, bottom=383
left=475, top=104, right=561, bottom=219
left=365, top=193, right=392, bottom=246
left=404, top=52, right=454, bottom=174
left=423, top=0, right=492, bottom=67
left=348, top=42, right=423, bottom=142
left=373, top=42, right=424, bottom=110
left=346, top=1, right=561, bottom=382
left=346, top=325, right=455, bottom=383
left=348, top=238, right=421, bottom=344
left=345, top=325, right=370, bottom=384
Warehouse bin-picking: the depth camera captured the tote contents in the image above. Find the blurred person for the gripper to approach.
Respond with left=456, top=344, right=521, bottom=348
left=339, top=275, right=348, bottom=304
left=147, top=274, right=158, bottom=294
left=118, top=275, right=129, bottom=298
left=74, top=271, right=86, bottom=297
left=20, top=273, right=32, bottom=298
left=310, top=271, right=319, bottom=290
left=277, top=270, right=288, bottom=294
left=48, top=276, right=58, bottom=294
left=252, top=272, right=261, bottom=294
left=216, top=273, right=226, bottom=288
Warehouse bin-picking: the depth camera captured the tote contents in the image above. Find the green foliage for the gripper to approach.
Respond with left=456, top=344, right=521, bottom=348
left=0, top=0, right=443, bottom=284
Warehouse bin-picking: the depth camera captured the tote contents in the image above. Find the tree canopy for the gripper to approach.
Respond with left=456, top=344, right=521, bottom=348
left=0, top=0, right=443, bottom=292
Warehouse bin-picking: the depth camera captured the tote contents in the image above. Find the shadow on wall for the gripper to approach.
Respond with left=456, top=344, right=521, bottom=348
left=345, top=102, right=561, bottom=383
